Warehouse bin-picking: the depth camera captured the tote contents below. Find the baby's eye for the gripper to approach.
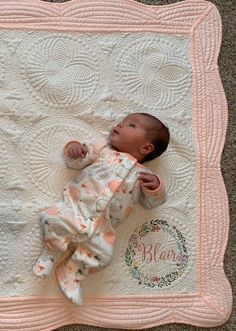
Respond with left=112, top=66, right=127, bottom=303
left=129, top=123, right=136, bottom=128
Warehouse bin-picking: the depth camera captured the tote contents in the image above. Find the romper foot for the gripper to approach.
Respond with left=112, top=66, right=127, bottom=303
left=33, top=250, right=55, bottom=277
left=55, top=257, right=83, bottom=305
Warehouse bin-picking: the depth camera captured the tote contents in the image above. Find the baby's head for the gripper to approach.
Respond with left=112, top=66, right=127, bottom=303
left=109, top=113, right=169, bottom=163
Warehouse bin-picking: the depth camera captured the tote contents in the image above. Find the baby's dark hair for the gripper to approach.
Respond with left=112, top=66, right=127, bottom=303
left=138, top=113, right=170, bottom=162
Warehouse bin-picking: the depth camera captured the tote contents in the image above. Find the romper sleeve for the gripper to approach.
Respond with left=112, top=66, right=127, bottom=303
left=64, top=136, right=107, bottom=170
left=138, top=172, right=167, bottom=209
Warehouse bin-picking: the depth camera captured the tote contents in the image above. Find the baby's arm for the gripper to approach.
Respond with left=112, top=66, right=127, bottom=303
left=64, top=137, right=107, bottom=170
left=138, top=171, right=167, bottom=208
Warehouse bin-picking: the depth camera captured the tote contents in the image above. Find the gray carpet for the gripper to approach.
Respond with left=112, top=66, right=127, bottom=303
left=45, top=0, right=235, bottom=330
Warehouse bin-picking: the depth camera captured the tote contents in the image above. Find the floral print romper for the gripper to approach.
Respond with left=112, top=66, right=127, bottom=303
left=33, top=136, right=166, bottom=305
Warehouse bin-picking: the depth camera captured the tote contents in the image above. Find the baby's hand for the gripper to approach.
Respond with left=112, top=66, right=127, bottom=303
left=138, top=171, right=160, bottom=191
left=64, top=141, right=88, bottom=159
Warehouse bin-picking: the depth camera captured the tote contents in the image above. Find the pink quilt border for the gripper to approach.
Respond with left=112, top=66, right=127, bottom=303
left=0, top=0, right=232, bottom=329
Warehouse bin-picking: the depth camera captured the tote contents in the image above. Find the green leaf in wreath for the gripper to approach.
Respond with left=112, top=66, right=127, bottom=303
left=139, top=223, right=150, bottom=237
left=125, top=247, right=132, bottom=266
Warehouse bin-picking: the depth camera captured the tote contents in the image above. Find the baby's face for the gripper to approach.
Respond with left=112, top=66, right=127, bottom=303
left=109, top=114, right=151, bottom=158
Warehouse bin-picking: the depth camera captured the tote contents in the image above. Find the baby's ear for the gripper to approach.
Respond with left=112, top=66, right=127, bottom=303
left=140, top=143, right=154, bottom=156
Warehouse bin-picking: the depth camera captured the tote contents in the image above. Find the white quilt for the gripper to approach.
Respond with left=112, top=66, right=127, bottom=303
left=0, top=30, right=196, bottom=298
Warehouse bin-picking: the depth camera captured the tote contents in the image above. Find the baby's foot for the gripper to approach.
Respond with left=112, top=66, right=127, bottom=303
left=33, top=251, right=55, bottom=277
left=55, top=258, right=83, bottom=305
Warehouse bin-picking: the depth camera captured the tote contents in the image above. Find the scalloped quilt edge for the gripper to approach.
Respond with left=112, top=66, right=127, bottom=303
left=0, top=0, right=232, bottom=330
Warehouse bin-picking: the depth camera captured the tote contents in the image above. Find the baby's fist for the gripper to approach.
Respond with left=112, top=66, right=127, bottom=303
left=64, top=141, right=88, bottom=159
left=138, top=172, right=160, bottom=191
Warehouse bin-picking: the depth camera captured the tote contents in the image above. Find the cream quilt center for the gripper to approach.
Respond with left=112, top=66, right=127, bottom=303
left=0, top=31, right=195, bottom=297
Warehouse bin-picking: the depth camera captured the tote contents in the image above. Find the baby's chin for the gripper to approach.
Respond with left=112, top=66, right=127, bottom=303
left=109, top=141, right=120, bottom=152
left=108, top=133, right=118, bottom=149
left=109, top=139, right=121, bottom=152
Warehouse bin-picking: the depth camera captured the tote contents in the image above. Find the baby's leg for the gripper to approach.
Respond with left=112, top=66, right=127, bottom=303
left=55, top=254, right=83, bottom=305
left=55, top=244, right=99, bottom=305
left=55, top=230, right=115, bottom=305
left=33, top=203, right=74, bottom=277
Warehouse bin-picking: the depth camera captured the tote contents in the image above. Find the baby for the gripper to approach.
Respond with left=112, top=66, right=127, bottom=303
left=33, top=112, right=170, bottom=305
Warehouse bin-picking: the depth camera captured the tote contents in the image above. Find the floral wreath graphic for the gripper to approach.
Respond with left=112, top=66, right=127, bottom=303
left=125, top=219, right=189, bottom=288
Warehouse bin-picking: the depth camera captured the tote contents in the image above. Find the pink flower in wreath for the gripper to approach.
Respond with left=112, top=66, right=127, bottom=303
left=130, top=234, right=138, bottom=242
left=152, top=276, right=160, bottom=283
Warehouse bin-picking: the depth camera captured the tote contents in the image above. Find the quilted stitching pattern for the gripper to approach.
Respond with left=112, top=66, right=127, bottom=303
left=0, top=0, right=232, bottom=330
